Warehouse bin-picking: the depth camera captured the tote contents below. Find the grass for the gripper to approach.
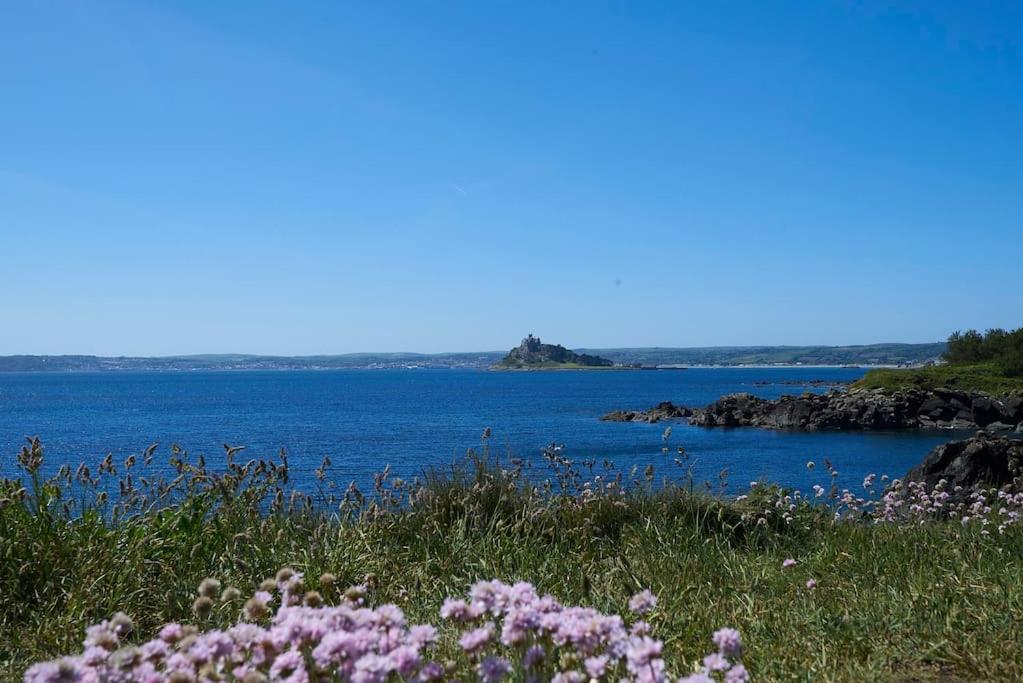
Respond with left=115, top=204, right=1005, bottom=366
left=2, top=441, right=1022, bottom=681
left=854, top=362, right=1023, bottom=394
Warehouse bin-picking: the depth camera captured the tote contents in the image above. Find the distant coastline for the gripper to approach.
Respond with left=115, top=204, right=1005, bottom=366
left=0, top=343, right=944, bottom=373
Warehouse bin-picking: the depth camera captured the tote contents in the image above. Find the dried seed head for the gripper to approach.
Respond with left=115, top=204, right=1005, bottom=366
left=110, top=612, right=134, bottom=637
left=258, top=579, right=277, bottom=592
left=198, top=578, right=222, bottom=599
left=243, top=597, right=269, bottom=620
left=192, top=596, right=214, bottom=618
left=344, top=585, right=366, bottom=602
left=275, top=567, right=295, bottom=584
left=242, top=672, right=268, bottom=683
left=303, top=591, right=323, bottom=607
left=319, top=573, right=337, bottom=589
left=111, top=646, right=141, bottom=670
left=220, top=587, right=242, bottom=603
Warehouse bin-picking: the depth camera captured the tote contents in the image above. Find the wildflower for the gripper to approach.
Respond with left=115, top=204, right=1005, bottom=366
left=269, top=649, right=307, bottom=680
left=27, top=575, right=746, bottom=683
left=806, top=578, right=817, bottom=590
left=418, top=661, right=445, bottom=680
left=678, top=675, right=714, bottom=683
left=585, top=655, right=609, bottom=678
left=440, top=598, right=483, bottom=622
left=628, top=589, right=658, bottom=615
left=625, top=636, right=663, bottom=676
left=703, top=652, right=730, bottom=671
left=712, top=628, right=742, bottom=658
left=459, top=623, right=495, bottom=654
left=725, top=663, right=749, bottom=682
left=158, top=623, right=183, bottom=644
left=522, top=645, right=546, bottom=669
left=782, top=558, right=797, bottom=569
left=479, top=656, right=512, bottom=682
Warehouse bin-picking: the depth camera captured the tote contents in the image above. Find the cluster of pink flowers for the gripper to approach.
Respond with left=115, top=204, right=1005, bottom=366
left=25, top=575, right=747, bottom=682
left=871, top=478, right=1023, bottom=533
left=737, top=462, right=1023, bottom=535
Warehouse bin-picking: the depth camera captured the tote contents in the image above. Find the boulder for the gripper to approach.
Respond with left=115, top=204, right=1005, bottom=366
left=903, top=432, right=1023, bottom=494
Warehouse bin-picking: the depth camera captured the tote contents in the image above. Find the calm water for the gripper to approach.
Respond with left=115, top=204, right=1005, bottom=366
left=0, top=368, right=961, bottom=495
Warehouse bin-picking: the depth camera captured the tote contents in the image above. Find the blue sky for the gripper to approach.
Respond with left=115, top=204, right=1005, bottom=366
left=1, top=1, right=1021, bottom=355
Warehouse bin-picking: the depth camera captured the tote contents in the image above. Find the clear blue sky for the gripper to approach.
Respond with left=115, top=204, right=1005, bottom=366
left=2, top=1, right=1020, bottom=355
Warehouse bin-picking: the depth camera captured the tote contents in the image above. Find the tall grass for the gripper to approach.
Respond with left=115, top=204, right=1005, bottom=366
left=2, top=437, right=1022, bottom=681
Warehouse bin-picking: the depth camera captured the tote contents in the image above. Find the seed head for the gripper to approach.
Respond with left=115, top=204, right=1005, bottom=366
left=198, top=578, right=222, bottom=599
left=192, top=596, right=214, bottom=618
left=243, top=597, right=269, bottom=620
left=110, top=612, right=133, bottom=637
left=220, top=587, right=242, bottom=603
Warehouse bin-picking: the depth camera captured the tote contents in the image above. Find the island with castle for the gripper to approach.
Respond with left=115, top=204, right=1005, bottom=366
left=491, top=335, right=617, bottom=370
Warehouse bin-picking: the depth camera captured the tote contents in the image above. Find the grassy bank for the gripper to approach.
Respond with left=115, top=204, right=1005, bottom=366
left=2, top=441, right=1022, bottom=681
left=854, top=362, right=1023, bottom=394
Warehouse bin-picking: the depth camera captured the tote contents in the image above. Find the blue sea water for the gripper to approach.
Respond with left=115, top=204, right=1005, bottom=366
left=0, top=368, right=962, bottom=495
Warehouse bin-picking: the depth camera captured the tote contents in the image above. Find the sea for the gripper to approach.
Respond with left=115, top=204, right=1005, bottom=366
left=0, top=367, right=963, bottom=496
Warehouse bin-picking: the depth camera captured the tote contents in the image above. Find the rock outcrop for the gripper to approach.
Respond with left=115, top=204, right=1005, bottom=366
left=903, top=431, right=1023, bottom=494
left=603, top=388, right=1023, bottom=431
left=601, top=401, right=692, bottom=423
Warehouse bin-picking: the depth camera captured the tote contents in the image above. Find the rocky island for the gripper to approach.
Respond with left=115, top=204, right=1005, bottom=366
left=492, top=334, right=615, bottom=370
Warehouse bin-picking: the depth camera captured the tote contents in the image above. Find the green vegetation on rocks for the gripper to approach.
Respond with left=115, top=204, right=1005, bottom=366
left=855, top=326, right=1023, bottom=394
left=855, top=362, right=1023, bottom=394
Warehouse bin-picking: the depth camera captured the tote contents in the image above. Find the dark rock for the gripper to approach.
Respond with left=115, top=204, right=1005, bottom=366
left=903, top=432, right=1023, bottom=495
left=613, top=388, right=1023, bottom=432
left=600, top=401, right=691, bottom=423
left=687, top=389, right=930, bottom=430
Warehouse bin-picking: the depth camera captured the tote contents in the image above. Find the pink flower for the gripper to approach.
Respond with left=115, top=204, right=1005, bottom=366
left=782, top=558, right=797, bottom=568
left=805, top=578, right=817, bottom=590
left=628, top=589, right=658, bottom=615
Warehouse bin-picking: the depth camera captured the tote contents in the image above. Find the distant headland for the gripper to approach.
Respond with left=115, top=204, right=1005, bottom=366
left=491, top=335, right=615, bottom=370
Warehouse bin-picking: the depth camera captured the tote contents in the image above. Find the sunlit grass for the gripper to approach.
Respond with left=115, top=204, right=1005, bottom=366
left=2, top=439, right=1021, bottom=681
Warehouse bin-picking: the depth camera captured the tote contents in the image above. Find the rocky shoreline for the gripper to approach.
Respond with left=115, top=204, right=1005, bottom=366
left=602, top=388, right=1023, bottom=432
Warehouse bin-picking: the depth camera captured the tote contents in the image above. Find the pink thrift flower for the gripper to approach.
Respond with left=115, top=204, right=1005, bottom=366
left=628, top=589, right=658, bottom=615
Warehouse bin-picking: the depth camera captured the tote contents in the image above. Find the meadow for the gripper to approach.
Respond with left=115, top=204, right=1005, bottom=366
left=2, top=437, right=1022, bottom=681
